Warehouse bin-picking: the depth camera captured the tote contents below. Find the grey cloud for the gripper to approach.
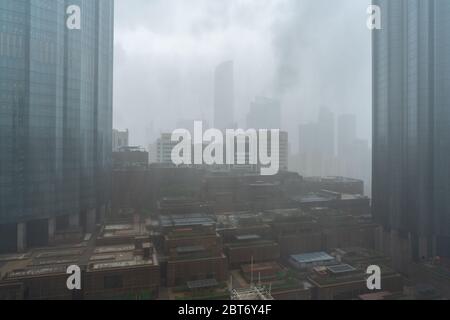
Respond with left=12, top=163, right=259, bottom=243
left=114, top=0, right=371, bottom=149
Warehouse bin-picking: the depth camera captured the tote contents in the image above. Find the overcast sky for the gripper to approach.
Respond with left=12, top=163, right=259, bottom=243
left=113, top=0, right=372, bottom=151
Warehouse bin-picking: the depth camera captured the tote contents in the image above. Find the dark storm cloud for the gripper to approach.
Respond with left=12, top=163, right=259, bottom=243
left=113, top=0, right=371, bottom=149
left=270, top=0, right=372, bottom=149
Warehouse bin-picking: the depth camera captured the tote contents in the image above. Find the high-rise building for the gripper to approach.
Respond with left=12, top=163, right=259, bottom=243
left=373, top=0, right=450, bottom=266
left=278, top=131, right=289, bottom=172
left=298, top=107, right=336, bottom=177
left=156, top=133, right=178, bottom=165
left=337, top=114, right=357, bottom=158
left=246, top=97, right=281, bottom=130
left=214, top=61, right=235, bottom=131
left=317, top=107, right=335, bottom=160
left=0, top=0, right=114, bottom=253
left=113, top=129, right=129, bottom=152
left=336, top=114, right=370, bottom=194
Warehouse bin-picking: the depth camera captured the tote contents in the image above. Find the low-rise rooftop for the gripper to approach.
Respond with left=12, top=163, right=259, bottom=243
left=160, top=214, right=216, bottom=229
left=290, top=252, right=335, bottom=265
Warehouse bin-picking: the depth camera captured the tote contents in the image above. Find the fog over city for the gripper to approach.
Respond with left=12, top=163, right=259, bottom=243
left=113, top=0, right=372, bottom=152
left=2, top=0, right=450, bottom=303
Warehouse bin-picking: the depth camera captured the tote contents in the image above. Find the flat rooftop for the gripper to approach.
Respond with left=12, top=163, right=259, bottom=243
left=327, top=264, right=357, bottom=274
left=98, top=222, right=150, bottom=241
left=176, top=245, right=205, bottom=254
left=226, top=239, right=278, bottom=249
left=0, top=222, right=158, bottom=282
left=0, top=254, right=30, bottom=262
left=334, top=247, right=390, bottom=266
left=236, top=235, right=261, bottom=241
left=290, top=252, right=335, bottom=264
left=160, top=214, right=216, bottom=228
left=241, top=262, right=282, bottom=274
left=187, top=278, right=219, bottom=290
left=7, top=266, right=67, bottom=279
left=294, top=192, right=368, bottom=204
left=0, top=245, right=87, bottom=281
left=359, top=292, right=393, bottom=300
left=296, top=194, right=334, bottom=203
left=308, top=263, right=399, bottom=287
left=90, top=259, right=153, bottom=271
left=94, top=245, right=135, bottom=254
left=304, top=176, right=362, bottom=183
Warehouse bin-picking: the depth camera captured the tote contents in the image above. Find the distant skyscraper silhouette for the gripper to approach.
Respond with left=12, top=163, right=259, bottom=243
left=337, top=114, right=357, bottom=159
left=373, top=0, right=450, bottom=265
left=246, top=97, right=281, bottom=130
left=298, top=107, right=336, bottom=177
left=214, top=61, right=235, bottom=130
left=336, top=114, right=371, bottom=196
left=317, top=107, right=335, bottom=160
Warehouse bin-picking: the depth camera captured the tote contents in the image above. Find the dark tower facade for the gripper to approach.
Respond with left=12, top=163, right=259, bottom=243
left=0, top=0, right=114, bottom=252
left=373, top=0, right=450, bottom=269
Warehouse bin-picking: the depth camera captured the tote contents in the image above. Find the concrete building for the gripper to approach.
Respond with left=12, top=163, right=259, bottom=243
left=219, top=213, right=280, bottom=267
left=157, top=198, right=213, bottom=216
left=159, top=214, right=228, bottom=287
left=278, top=131, right=289, bottom=172
left=155, top=133, right=178, bottom=165
left=239, top=261, right=313, bottom=299
left=293, top=191, right=370, bottom=215
left=307, top=248, right=404, bottom=300
left=268, top=209, right=324, bottom=257
left=308, top=263, right=403, bottom=300
left=113, top=146, right=149, bottom=169
left=113, top=129, right=129, bottom=152
left=0, top=220, right=160, bottom=300
left=265, top=205, right=378, bottom=257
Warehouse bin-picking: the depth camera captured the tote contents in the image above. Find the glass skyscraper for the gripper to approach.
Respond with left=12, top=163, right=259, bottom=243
left=0, top=0, right=114, bottom=251
left=373, top=0, right=450, bottom=266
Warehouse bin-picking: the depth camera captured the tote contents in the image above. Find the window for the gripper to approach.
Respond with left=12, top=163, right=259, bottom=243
left=104, top=275, right=123, bottom=290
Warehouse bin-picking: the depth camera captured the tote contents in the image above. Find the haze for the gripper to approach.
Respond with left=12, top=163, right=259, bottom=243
left=113, top=0, right=372, bottom=153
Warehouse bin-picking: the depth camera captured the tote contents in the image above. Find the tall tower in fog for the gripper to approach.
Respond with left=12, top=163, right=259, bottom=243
left=337, top=114, right=357, bottom=158
left=373, top=0, right=450, bottom=266
left=214, top=61, right=235, bottom=130
left=317, top=107, right=335, bottom=160
left=0, top=0, right=114, bottom=253
left=246, top=97, right=281, bottom=130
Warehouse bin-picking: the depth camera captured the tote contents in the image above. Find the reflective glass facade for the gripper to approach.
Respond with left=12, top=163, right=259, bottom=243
left=0, top=0, right=113, bottom=224
left=373, top=0, right=450, bottom=257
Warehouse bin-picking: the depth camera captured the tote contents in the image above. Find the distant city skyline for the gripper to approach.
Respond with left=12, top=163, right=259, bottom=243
left=2, top=0, right=450, bottom=302
left=113, top=0, right=371, bottom=150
